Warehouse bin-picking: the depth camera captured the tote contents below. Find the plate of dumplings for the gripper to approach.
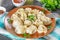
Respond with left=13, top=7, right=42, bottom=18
left=4, top=5, right=55, bottom=38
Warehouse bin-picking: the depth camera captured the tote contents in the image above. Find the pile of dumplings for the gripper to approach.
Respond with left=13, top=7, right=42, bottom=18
left=11, top=8, right=52, bottom=34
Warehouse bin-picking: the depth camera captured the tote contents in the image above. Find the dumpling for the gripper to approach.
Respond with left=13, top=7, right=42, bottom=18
left=15, top=8, right=25, bottom=15
left=37, top=11, right=45, bottom=19
left=40, top=16, right=52, bottom=25
left=39, top=11, right=45, bottom=16
left=16, top=11, right=27, bottom=21
left=12, top=19, right=25, bottom=34
left=15, top=25, right=25, bottom=34
left=37, top=25, right=47, bottom=33
left=11, top=13, right=18, bottom=20
left=44, top=17, right=52, bottom=25
left=33, top=19, right=43, bottom=26
left=26, top=25, right=37, bottom=34
left=12, top=19, right=23, bottom=28
left=24, top=20, right=31, bottom=26
left=32, top=9, right=39, bottom=14
left=25, top=8, right=32, bottom=13
left=11, top=14, right=15, bottom=20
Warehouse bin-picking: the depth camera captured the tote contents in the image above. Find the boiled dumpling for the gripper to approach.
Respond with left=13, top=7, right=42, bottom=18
left=16, top=11, right=27, bottom=21
left=11, top=13, right=23, bottom=23
left=37, top=11, right=45, bottom=19
left=32, top=9, right=39, bottom=14
left=39, top=11, right=45, bottom=16
left=17, top=8, right=24, bottom=12
left=13, top=20, right=25, bottom=34
left=12, top=19, right=23, bottom=28
left=44, top=17, right=52, bottom=25
left=24, top=20, right=31, bottom=26
left=33, top=19, right=43, bottom=26
left=26, top=25, right=37, bottom=34
left=37, top=25, right=47, bottom=33
left=11, top=13, right=18, bottom=20
left=15, top=25, right=25, bottom=34
left=16, top=8, right=27, bottom=21
left=15, top=8, right=25, bottom=15
left=25, top=8, right=32, bottom=13
left=40, top=16, right=52, bottom=25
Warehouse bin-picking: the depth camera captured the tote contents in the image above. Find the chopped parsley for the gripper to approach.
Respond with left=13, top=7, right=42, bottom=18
left=28, top=14, right=35, bottom=21
left=7, top=18, right=12, bottom=24
left=48, top=26, right=51, bottom=30
left=23, top=33, right=30, bottom=38
left=41, top=10, right=45, bottom=13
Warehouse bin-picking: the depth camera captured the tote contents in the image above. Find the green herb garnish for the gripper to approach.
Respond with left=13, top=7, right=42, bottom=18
left=7, top=18, right=12, bottom=24
left=23, top=33, right=30, bottom=38
left=38, top=0, right=60, bottom=11
left=41, top=10, right=45, bottom=13
left=28, top=15, right=35, bottom=21
left=48, top=26, right=51, bottom=30
left=23, top=33, right=27, bottom=37
left=27, top=34, right=30, bottom=38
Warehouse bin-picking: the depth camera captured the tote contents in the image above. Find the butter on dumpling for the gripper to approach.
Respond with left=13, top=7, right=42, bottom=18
left=40, top=16, right=52, bottom=25
left=37, top=25, right=47, bottom=33
left=33, top=19, right=43, bottom=26
left=24, top=20, right=31, bottom=26
left=26, top=25, right=37, bottom=34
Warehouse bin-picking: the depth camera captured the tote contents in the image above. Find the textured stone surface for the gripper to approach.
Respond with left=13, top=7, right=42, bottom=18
left=0, top=34, right=11, bottom=40
left=1, top=0, right=14, bottom=12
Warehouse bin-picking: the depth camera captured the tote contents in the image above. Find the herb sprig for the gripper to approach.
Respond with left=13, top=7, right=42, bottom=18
left=48, top=26, right=51, bottom=30
left=41, top=10, right=45, bottom=13
left=28, top=15, right=35, bottom=21
left=7, top=18, right=12, bottom=24
left=23, top=33, right=30, bottom=38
